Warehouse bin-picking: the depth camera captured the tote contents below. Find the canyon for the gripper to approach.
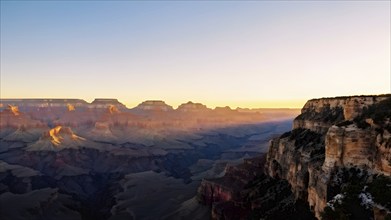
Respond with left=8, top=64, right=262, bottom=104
left=2, top=95, right=389, bottom=219
left=0, top=98, right=298, bottom=220
left=198, top=95, right=391, bottom=219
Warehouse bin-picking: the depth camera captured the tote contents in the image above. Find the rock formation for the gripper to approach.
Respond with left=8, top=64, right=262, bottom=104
left=265, top=95, right=391, bottom=219
left=132, top=100, right=174, bottom=112
left=26, top=126, right=86, bottom=151
left=67, top=103, right=76, bottom=111
left=197, top=94, right=391, bottom=220
left=90, top=98, right=127, bottom=111
left=177, top=101, right=210, bottom=112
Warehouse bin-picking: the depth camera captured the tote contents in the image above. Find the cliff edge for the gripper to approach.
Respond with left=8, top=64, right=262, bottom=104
left=197, top=94, right=391, bottom=220
left=265, top=94, right=391, bottom=219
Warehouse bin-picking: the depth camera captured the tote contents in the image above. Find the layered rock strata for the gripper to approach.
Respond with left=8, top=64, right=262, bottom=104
left=266, top=95, right=391, bottom=219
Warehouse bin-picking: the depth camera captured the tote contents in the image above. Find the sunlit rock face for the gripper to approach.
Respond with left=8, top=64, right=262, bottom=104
left=323, top=125, right=376, bottom=172
left=47, top=126, right=85, bottom=146
left=107, top=105, right=119, bottom=114
left=265, top=94, right=391, bottom=219
left=8, top=105, right=20, bottom=116
left=67, top=103, right=76, bottom=111
left=323, top=124, right=391, bottom=176
left=26, top=126, right=86, bottom=151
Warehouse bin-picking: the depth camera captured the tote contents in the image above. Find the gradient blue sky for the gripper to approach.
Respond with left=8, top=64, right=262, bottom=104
left=1, top=1, right=390, bottom=108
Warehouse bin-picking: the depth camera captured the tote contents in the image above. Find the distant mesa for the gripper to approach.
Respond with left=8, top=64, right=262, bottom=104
left=134, top=100, right=174, bottom=111
left=0, top=98, right=301, bottom=114
left=0, top=98, right=126, bottom=112
left=91, top=98, right=122, bottom=105
left=0, top=99, right=88, bottom=109
left=91, top=98, right=126, bottom=109
left=214, top=106, right=234, bottom=112
left=177, top=101, right=209, bottom=112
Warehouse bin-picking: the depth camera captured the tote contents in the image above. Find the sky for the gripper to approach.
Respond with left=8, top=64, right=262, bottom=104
left=1, top=1, right=390, bottom=108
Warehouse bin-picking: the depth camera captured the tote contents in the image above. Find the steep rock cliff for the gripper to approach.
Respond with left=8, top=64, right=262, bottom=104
left=265, top=95, right=391, bottom=219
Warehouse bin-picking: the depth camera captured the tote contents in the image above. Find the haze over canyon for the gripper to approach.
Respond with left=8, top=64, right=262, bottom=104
left=0, top=98, right=299, bottom=219
left=1, top=95, right=390, bottom=220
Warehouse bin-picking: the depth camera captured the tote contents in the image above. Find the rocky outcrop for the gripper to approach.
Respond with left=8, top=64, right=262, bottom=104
left=265, top=94, right=391, bottom=219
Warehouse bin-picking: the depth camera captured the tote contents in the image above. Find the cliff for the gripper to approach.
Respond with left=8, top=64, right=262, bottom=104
left=265, top=94, right=391, bottom=219
left=197, top=94, right=391, bottom=219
